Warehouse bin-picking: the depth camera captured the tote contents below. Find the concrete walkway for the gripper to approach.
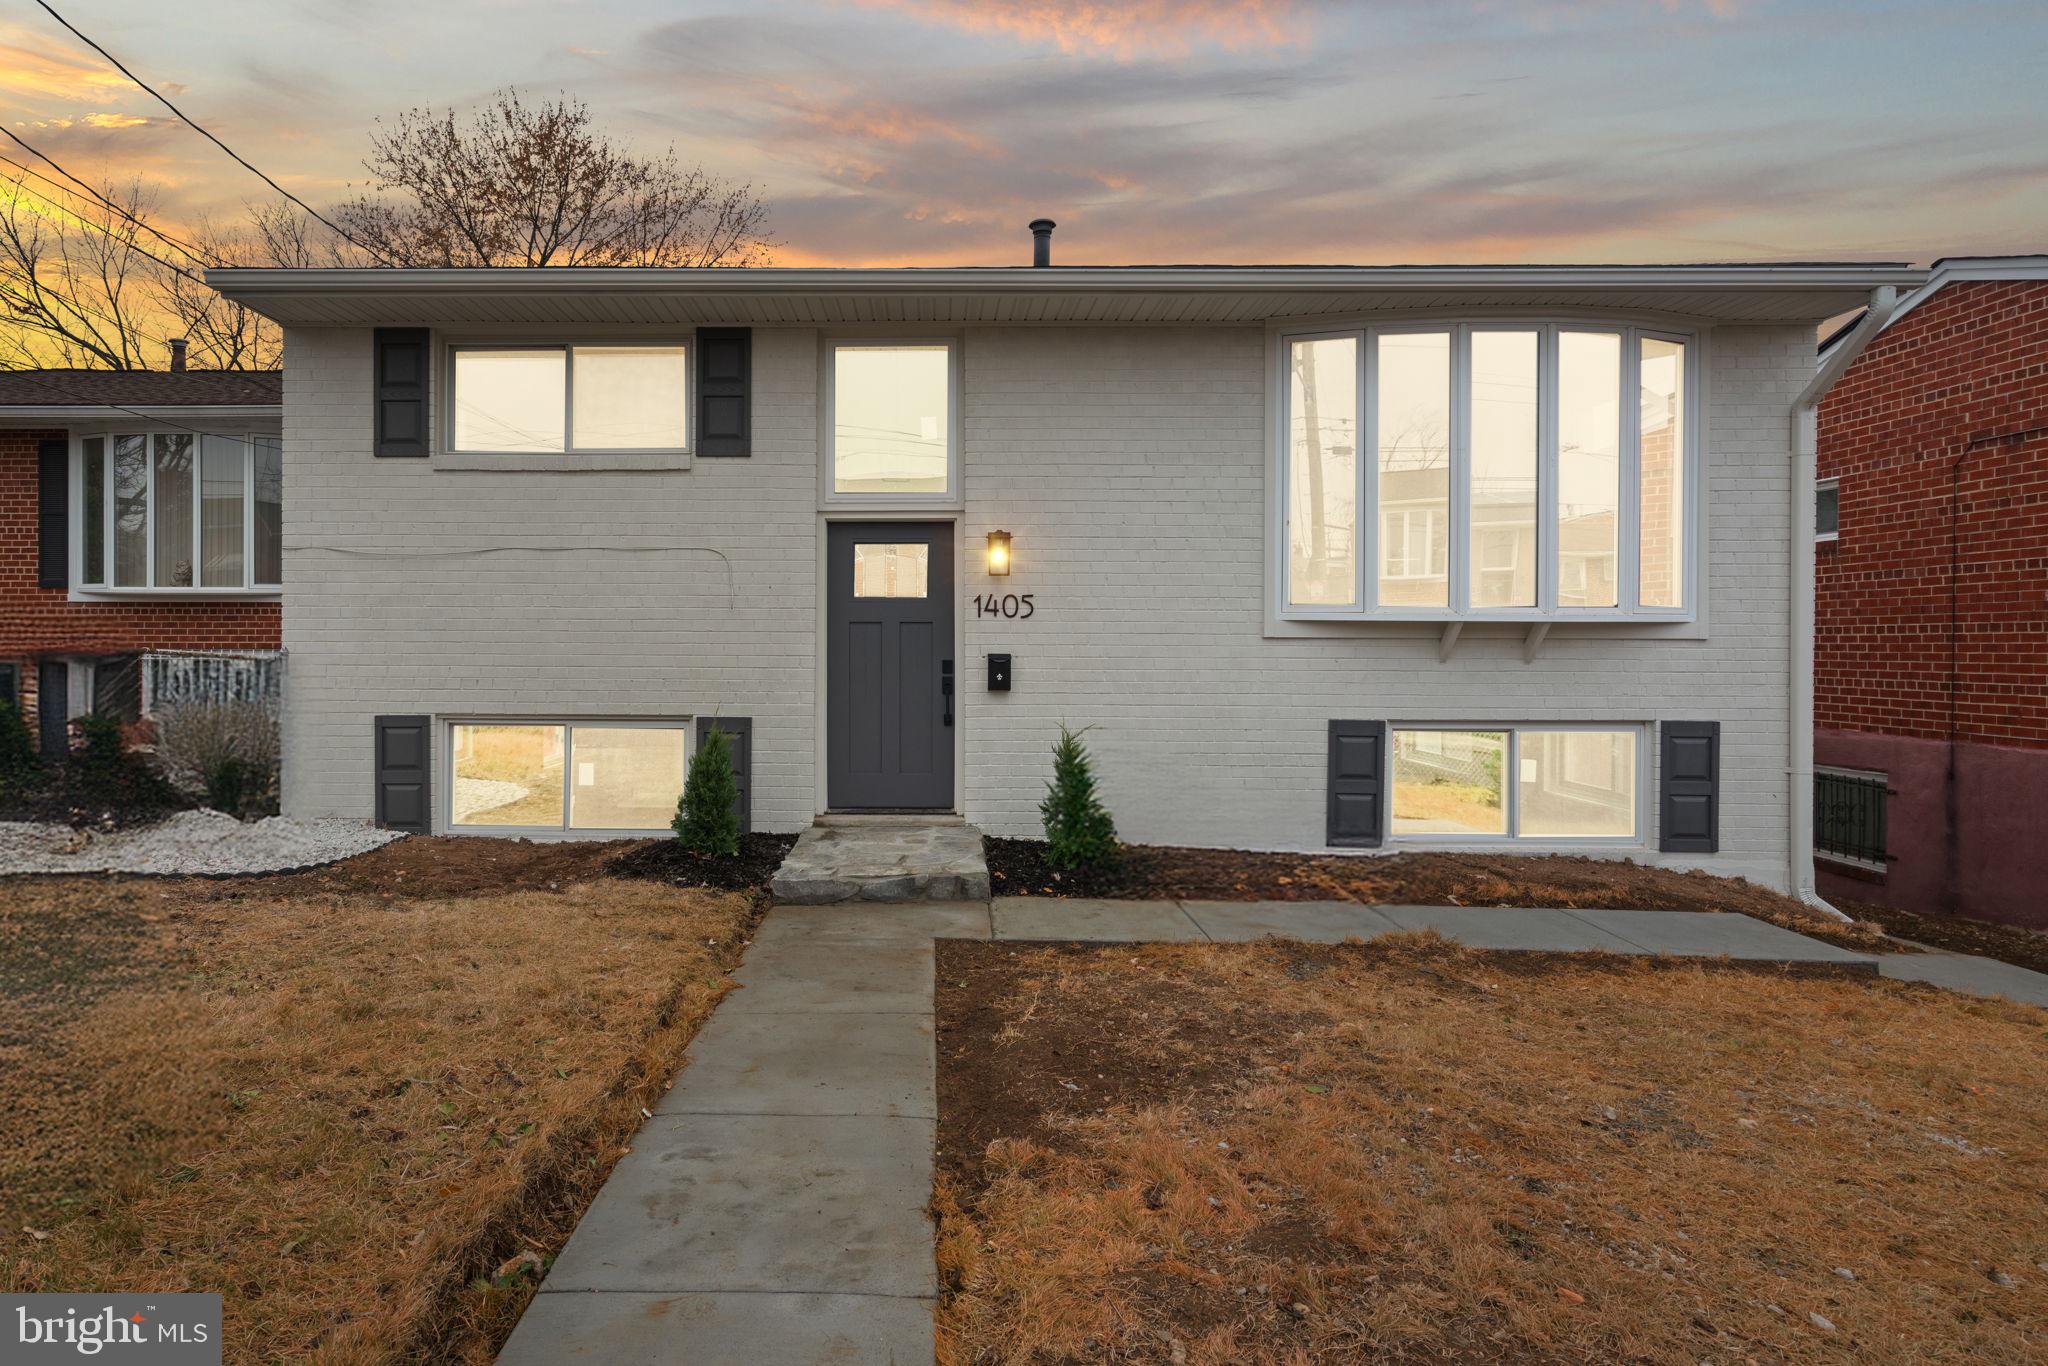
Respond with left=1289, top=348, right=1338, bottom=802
left=496, top=899, right=2047, bottom=1365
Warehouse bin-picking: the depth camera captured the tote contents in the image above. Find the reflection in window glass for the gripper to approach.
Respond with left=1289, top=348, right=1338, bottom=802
left=569, top=727, right=689, bottom=830
left=453, top=349, right=567, bottom=452
left=1638, top=338, right=1685, bottom=607
left=112, top=434, right=147, bottom=587
left=200, top=435, right=246, bottom=588
left=1287, top=335, right=1358, bottom=606
left=833, top=345, right=950, bottom=495
left=82, top=437, right=104, bottom=584
left=572, top=347, right=687, bottom=450
left=153, top=434, right=194, bottom=587
left=1377, top=333, right=1451, bottom=607
left=1558, top=332, right=1620, bottom=608
left=1519, top=730, right=1637, bottom=838
left=254, top=437, right=283, bottom=585
left=451, top=723, right=565, bottom=827
left=1469, top=331, right=1538, bottom=608
left=1392, top=730, right=1506, bottom=835
left=853, top=543, right=930, bottom=598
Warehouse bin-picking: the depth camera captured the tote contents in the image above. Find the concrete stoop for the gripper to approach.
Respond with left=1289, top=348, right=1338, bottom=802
left=770, top=815, right=992, bottom=903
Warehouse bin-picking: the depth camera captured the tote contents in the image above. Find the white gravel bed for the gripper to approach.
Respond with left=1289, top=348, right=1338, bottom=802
left=0, top=809, right=404, bottom=877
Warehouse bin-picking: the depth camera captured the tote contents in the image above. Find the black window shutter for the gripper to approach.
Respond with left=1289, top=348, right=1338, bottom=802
left=698, top=716, right=753, bottom=834
left=0, top=662, right=17, bottom=710
left=697, top=328, right=751, bottom=457
left=1659, top=721, right=1720, bottom=853
left=37, top=437, right=68, bottom=587
left=1327, top=720, right=1386, bottom=848
left=374, top=715, right=432, bottom=832
left=374, top=329, right=431, bottom=458
left=37, top=660, right=69, bottom=758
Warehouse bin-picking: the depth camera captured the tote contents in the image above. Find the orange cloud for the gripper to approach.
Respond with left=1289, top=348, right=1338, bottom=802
left=848, top=0, right=1308, bottom=57
left=0, top=33, right=129, bottom=107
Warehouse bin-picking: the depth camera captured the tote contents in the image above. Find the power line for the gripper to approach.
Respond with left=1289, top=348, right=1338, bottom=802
left=31, top=0, right=389, bottom=265
left=0, top=125, right=218, bottom=267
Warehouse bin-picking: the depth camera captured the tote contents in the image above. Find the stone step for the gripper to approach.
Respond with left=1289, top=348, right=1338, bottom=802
left=770, top=818, right=991, bottom=904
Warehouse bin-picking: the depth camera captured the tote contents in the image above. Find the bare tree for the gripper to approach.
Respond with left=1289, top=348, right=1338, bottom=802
left=330, top=89, right=774, bottom=267
left=0, top=175, right=283, bottom=370
left=0, top=175, right=162, bottom=369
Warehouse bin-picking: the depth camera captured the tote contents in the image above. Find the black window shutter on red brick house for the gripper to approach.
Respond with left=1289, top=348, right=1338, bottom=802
left=37, top=437, right=68, bottom=588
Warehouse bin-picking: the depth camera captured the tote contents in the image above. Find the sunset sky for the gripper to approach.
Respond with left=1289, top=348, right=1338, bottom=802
left=1, top=0, right=2044, bottom=267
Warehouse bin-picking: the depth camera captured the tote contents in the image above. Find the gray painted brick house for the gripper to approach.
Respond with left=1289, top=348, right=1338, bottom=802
left=209, top=251, right=1921, bottom=902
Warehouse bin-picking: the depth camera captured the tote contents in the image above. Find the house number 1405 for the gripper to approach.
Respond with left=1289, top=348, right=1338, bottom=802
left=974, top=593, right=1035, bottom=619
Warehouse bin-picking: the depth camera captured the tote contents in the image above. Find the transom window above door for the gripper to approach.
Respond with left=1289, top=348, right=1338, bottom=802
left=450, top=344, right=688, bottom=454
left=1280, top=324, right=1694, bottom=620
left=828, top=341, right=956, bottom=498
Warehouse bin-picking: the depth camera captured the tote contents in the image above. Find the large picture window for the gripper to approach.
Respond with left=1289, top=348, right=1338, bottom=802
left=449, top=721, right=689, bottom=833
left=1281, top=324, right=1694, bottom=618
left=829, top=341, right=955, bottom=497
left=450, top=344, right=688, bottom=454
left=1392, top=726, right=1641, bottom=841
left=78, top=432, right=282, bottom=591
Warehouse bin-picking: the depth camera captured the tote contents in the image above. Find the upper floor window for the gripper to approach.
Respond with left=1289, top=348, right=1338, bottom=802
left=1282, top=324, right=1695, bottom=619
left=78, top=432, right=281, bottom=591
left=829, top=341, right=955, bottom=498
left=450, top=344, right=687, bottom=454
left=1815, top=478, right=1839, bottom=542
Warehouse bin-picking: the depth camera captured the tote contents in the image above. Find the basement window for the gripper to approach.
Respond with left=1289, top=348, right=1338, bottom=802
left=1391, top=725, right=1642, bottom=841
left=77, top=432, right=282, bottom=592
left=449, top=721, right=690, bottom=834
left=1280, top=324, right=1696, bottom=620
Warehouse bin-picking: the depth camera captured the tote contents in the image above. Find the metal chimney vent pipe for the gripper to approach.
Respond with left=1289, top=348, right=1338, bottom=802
left=1028, top=218, right=1055, bottom=267
left=168, top=337, right=187, bottom=372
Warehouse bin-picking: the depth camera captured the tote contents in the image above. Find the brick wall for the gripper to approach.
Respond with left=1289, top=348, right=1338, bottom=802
left=1815, top=279, right=2048, bottom=749
left=281, top=322, right=1807, bottom=889
left=0, top=427, right=281, bottom=727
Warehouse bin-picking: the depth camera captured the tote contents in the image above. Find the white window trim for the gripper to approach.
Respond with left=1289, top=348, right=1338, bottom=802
left=1271, top=319, right=1702, bottom=625
left=1815, top=477, right=1840, bottom=543
left=821, top=337, right=963, bottom=508
left=1387, top=722, right=1649, bottom=848
left=441, top=717, right=693, bottom=839
left=441, top=340, right=693, bottom=470
left=69, top=426, right=282, bottom=599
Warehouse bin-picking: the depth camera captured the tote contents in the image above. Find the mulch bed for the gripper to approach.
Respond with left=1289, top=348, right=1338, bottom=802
left=985, top=838, right=1892, bottom=953
left=1836, top=896, right=2048, bottom=976
left=606, top=831, right=799, bottom=892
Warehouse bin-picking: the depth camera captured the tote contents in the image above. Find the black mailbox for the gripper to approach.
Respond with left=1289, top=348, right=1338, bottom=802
left=987, top=653, right=1012, bottom=691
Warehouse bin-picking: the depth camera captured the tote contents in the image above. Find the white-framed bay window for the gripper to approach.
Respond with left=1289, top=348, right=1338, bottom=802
left=1390, top=724, right=1645, bottom=843
left=75, top=431, right=282, bottom=592
left=825, top=339, right=959, bottom=501
left=447, top=719, right=690, bottom=835
left=447, top=343, right=689, bottom=456
left=1279, top=323, right=1697, bottom=620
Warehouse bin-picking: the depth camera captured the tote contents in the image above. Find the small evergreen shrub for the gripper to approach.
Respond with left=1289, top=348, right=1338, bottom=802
left=673, top=726, right=741, bottom=858
left=62, top=712, right=185, bottom=820
left=0, top=699, right=37, bottom=793
left=1040, top=724, right=1118, bottom=870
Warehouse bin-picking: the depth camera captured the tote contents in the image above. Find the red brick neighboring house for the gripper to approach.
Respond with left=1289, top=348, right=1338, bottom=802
left=1814, top=257, right=2048, bottom=928
left=0, top=367, right=282, bottom=755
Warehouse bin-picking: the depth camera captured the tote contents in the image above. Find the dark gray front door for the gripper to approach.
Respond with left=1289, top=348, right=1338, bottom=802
left=828, top=522, right=954, bottom=810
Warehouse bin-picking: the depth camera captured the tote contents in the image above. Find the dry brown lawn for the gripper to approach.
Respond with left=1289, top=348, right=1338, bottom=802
left=935, top=937, right=2048, bottom=1364
left=0, top=870, right=757, bottom=1363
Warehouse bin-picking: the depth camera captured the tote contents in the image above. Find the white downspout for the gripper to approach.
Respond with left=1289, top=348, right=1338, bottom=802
left=1788, top=287, right=1898, bottom=921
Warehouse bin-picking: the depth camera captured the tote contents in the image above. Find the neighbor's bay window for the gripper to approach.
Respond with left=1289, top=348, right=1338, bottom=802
left=449, top=721, right=689, bottom=833
left=1392, top=726, right=1641, bottom=841
left=78, top=432, right=281, bottom=591
left=1284, top=325, right=1693, bottom=618
left=450, top=344, right=688, bottom=453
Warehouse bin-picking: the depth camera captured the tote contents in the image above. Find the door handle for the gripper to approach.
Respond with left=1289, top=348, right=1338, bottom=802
left=941, top=659, right=954, bottom=727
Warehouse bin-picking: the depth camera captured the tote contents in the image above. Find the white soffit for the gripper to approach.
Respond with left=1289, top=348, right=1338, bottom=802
left=208, top=264, right=1927, bottom=328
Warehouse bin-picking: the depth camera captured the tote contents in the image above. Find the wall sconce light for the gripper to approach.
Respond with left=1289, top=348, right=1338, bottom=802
left=986, top=529, right=1012, bottom=576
